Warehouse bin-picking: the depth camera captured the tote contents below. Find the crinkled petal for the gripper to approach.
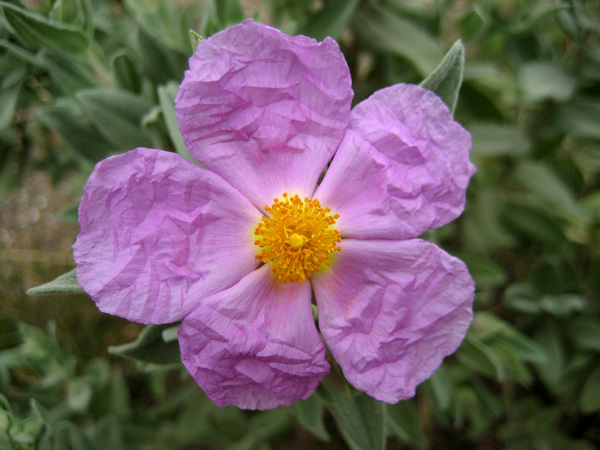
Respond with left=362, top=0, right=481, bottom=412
left=315, top=84, right=475, bottom=239
left=176, top=19, right=353, bottom=210
left=73, top=148, right=262, bottom=324
left=178, top=265, right=329, bottom=410
left=312, top=238, right=474, bottom=403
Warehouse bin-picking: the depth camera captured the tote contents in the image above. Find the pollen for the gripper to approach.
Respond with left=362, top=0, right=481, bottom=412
left=254, top=193, right=341, bottom=284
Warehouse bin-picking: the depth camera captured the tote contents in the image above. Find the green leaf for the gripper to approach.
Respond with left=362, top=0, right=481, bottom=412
left=141, top=105, right=169, bottom=150
left=0, top=38, right=42, bottom=66
left=452, top=252, right=508, bottom=288
left=50, top=0, right=84, bottom=25
left=457, top=7, right=487, bottom=41
left=27, top=269, right=85, bottom=295
left=580, top=367, right=600, bottom=413
left=29, top=398, right=51, bottom=425
left=493, top=332, right=547, bottom=364
left=469, top=122, right=530, bottom=157
left=386, top=400, right=424, bottom=447
left=533, top=320, right=566, bottom=391
left=157, top=82, right=196, bottom=163
left=421, top=40, right=465, bottom=113
left=137, top=26, right=187, bottom=86
left=39, top=50, right=97, bottom=94
left=301, top=0, right=360, bottom=41
left=518, top=62, right=575, bottom=103
left=18, top=0, right=53, bottom=13
left=85, top=360, right=131, bottom=418
left=539, top=294, right=587, bottom=317
left=77, top=88, right=153, bottom=149
left=558, top=99, right=600, bottom=140
left=92, top=416, right=125, bottom=450
left=354, top=5, right=442, bottom=77
left=566, top=317, right=600, bottom=352
left=37, top=101, right=116, bottom=161
left=161, top=325, right=179, bottom=342
left=215, top=0, right=245, bottom=28
left=111, top=50, right=142, bottom=94
left=0, top=2, right=88, bottom=52
left=0, top=81, right=21, bottom=130
left=66, top=378, right=93, bottom=412
left=126, top=0, right=199, bottom=52
left=461, top=188, right=515, bottom=254
left=423, top=366, right=452, bottom=412
left=80, top=0, right=94, bottom=34
left=326, top=390, right=386, bottom=450
left=189, top=30, right=202, bottom=52
left=504, top=282, right=541, bottom=315
left=54, top=421, right=94, bottom=450
left=453, top=380, right=502, bottom=432
left=554, top=2, right=579, bottom=39
left=501, top=201, right=565, bottom=244
left=109, top=324, right=181, bottom=365
left=513, top=161, right=586, bottom=221
left=471, top=313, right=547, bottom=365
left=580, top=191, right=600, bottom=220
left=507, top=4, right=570, bottom=34
left=457, top=333, right=504, bottom=380
left=0, top=58, right=28, bottom=89
left=293, top=395, right=330, bottom=441
left=59, top=202, right=80, bottom=224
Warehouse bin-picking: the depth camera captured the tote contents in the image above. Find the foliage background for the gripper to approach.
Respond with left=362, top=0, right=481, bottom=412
left=1, top=0, right=599, bottom=449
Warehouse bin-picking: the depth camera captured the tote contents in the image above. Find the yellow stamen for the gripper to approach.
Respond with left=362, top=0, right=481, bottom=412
left=254, top=193, right=341, bottom=283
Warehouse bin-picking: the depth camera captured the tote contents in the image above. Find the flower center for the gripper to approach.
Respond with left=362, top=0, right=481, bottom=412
left=254, top=193, right=341, bottom=284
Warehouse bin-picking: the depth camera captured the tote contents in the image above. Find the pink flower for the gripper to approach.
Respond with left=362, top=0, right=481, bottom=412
left=73, top=20, right=476, bottom=410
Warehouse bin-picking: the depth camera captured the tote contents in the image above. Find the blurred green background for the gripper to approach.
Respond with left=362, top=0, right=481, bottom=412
left=1, top=0, right=599, bottom=449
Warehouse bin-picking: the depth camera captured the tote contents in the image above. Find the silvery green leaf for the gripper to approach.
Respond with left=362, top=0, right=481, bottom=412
left=27, top=269, right=85, bottom=295
left=421, top=40, right=465, bottom=113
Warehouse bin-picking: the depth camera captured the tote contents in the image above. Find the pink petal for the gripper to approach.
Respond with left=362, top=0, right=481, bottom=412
left=73, top=148, right=262, bottom=324
left=176, top=20, right=352, bottom=210
left=312, top=238, right=474, bottom=403
left=178, top=265, right=329, bottom=410
left=315, top=84, right=475, bottom=240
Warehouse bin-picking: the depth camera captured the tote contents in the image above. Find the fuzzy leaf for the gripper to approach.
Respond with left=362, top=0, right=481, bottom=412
left=189, top=30, right=202, bottom=52
left=421, top=40, right=465, bottom=112
left=27, top=269, right=85, bottom=295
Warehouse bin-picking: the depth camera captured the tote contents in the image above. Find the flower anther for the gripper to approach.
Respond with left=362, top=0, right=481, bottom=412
left=254, top=193, right=341, bottom=284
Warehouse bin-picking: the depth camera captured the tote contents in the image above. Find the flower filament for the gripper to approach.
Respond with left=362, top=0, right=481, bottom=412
left=254, top=193, right=341, bottom=283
